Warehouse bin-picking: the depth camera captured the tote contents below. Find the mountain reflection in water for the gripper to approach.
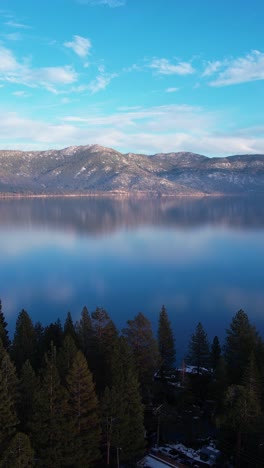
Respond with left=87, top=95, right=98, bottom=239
left=0, top=196, right=264, bottom=362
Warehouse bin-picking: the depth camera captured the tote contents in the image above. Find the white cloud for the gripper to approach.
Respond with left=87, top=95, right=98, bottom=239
left=165, top=87, right=179, bottom=93
left=35, top=66, right=78, bottom=85
left=5, top=20, right=31, bottom=29
left=88, top=72, right=117, bottom=93
left=202, top=60, right=222, bottom=77
left=0, top=45, right=78, bottom=91
left=2, top=105, right=263, bottom=156
left=64, top=35, right=92, bottom=58
left=12, top=90, right=29, bottom=97
left=0, top=46, right=19, bottom=72
left=209, top=50, right=264, bottom=86
left=77, top=0, right=126, bottom=7
left=149, top=58, right=195, bottom=75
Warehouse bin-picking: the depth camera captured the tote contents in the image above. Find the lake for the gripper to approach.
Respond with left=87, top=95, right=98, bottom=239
left=1, top=195, right=264, bottom=362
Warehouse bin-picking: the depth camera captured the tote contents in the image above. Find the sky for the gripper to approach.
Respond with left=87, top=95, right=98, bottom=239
left=0, top=0, right=264, bottom=156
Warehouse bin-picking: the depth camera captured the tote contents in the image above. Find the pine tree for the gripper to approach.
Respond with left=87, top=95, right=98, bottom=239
left=64, top=311, right=78, bottom=343
left=30, top=344, right=68, bottom=467
left=18, top=360, right=39, bottom=432
left=224, top=309, right=258, bottom=384
left=158, top=305, right=176, bottom=373
left=187, top=322, right=210, bottom=374
left=66, top=350, right=101, bottom=467
left=11, top=309, right=37, bottom=371
left=75, top=306, right=93, bottom=360
left=0, top=299, right=11, bottom=350
left=57, top=334, right=78, bottom=383
left=90, top=307, right=118, bottom=392
left=0, top=345, right=18, bottom=406
left=1, top=432, right=34, bottom=467
left=0, top=368, right=18, bottom=454
left=42, top=319, right=63, bottom=354
left=102, top=337, right=145, bottom=464
left=210, top=336, right=221, bottom=371
left=122, top=312, right=160, bottom=401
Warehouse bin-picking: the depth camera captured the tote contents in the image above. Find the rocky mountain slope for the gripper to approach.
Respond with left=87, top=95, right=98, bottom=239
left=0, top=144, right=264, bottom=195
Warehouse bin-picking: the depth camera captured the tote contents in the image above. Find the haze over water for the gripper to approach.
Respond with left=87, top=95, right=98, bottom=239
left=1, top=196, right=264, bottom=361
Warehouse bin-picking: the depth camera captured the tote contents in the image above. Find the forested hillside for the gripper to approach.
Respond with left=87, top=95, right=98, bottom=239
left=0, top=301, right=263, bottom=467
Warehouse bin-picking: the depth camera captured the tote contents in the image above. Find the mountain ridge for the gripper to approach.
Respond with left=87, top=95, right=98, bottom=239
left=0, top=144, right=264, bottom=196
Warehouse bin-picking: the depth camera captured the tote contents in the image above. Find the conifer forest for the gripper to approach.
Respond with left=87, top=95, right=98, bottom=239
left=0, top=300, right=263, bottom=467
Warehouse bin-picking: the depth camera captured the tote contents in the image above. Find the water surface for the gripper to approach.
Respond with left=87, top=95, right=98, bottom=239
left=1, top=196, right=264, bottom=361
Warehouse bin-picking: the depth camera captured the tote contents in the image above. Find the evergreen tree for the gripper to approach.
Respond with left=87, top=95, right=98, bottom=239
left=0, top=368, right=18, bottom=454
left=18, top=360, right=39, bottom=432
left=219, top=383, right=262, bottom=467
left=0, top=346, right=18, bottom=405
left=224, top=309, right=258, bottom=384
left=42, top=319, right=63, bottom=354
left=187, top=322, right=210, bottom=374
left=102, top=337, right=145, bottom=463
left=0, top=300, right=10, bottom=350
left=75, top=306, right=93, bottom=360
left=210, top=336, right=221, bottom=371
left=63, top=311, right=78, bottom=343
left=11, top=309, right=37, bottom=372
left=90, top=307, right=118, bottom=392
left=57, top=334, right=78, bottom=383
left=122, top=312, right=160, bottom=400
left=30, top=344, right=68, bottom=467
left=66, top=350, right=101, bottom=467
left=1, top=432, right=34, bottom=467
left=158, top=305, right=176, bottom=373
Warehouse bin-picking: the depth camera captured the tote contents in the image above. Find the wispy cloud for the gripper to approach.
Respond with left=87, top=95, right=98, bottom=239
left=149, top=58, right=195, bottom=75
left=0, top=45, right=78, bottom=91
left=3, top=32, right=22, bottom=41
left=208, top=50, right=264, bottom=86
left=88, top=71, right=117, bottom=93
left=5, top=20, right=31, bottom=29
left=77, top=0, right=126, bottom=7
left=165, top=87, right=179, bottom=93
left=202, top=60, right=222, bottom=77
left=64, top=35, right=92, bottom=58
left=1, top=105, right=264, bottom=156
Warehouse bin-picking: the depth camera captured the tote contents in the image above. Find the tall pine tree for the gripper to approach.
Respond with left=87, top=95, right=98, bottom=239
left=187, top=322, right=210, bottom=374
left=11, top=309, right=37, bottom=372
left=0, top=300, right=10, bottom=350
left=66, top=350, right=101, bottom=467
left=158, top=305, right=176, bottom=373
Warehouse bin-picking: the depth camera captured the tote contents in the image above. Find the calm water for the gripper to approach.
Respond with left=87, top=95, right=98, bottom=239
left=1, top=196, right=264, bottom=361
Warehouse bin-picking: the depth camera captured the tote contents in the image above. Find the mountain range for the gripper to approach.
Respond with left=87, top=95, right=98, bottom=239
left=0, top=144, right=264, bottom=196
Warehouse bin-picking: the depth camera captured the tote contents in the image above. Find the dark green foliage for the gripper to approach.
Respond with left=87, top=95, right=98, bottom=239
left=158, top=305, right=176, bottom=372
left=123, top=312, right=160, bottom=401
left=75, top=306, right=93, bottom=360
left=11, top=309, right=37, bottom=372
left=102, top=337, right=145, bottom=463
left=18, top=360, right=38, bottom=431
left=187, top=322, right=210, bottom=374
left=57, top=334, right=78, bottom=383
left=63, top=311, right=78, bottom=343
left=224, top=309, right=259, bottom=384
left=0, top=367, right=18, bottom=454
left=30, top=344, right=68, bottom=467
left=42, top=319, right=63, bottom=353
left=66, top=350, right=101, bottom=467
left=210, top=335, right=221, bottom=371
left=1, top=432, right=34, bottom=467
left=90, top=307, right=118, bottom=392
left=0, top=348, right=18, bottom=408
left=0, top=300, right=10, bottom=350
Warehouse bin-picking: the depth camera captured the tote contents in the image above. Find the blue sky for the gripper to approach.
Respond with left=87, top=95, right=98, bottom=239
left=0, top=0, right=264, bottom=156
